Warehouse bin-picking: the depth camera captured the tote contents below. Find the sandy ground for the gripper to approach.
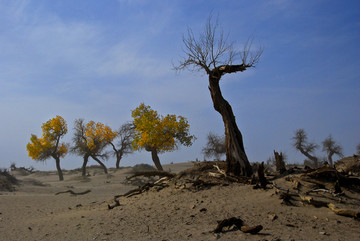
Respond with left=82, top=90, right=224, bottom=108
left=1, top=162, right=359, bottom=241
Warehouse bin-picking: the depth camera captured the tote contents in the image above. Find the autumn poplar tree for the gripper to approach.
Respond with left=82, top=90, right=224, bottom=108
left=27, top=115, right=68, bottom=181
left=131, top=103, right=195, bottom=171
left=174, top=15, right=262, bottom=177
left=72, top=119, right=117, bottom=176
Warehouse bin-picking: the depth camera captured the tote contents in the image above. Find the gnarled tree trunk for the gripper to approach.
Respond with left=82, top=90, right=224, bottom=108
left=299, top=148, right=319, bottom=168
left=208, top=70, right=253, bottom=177
left=151, top=148, right=164, bottom=171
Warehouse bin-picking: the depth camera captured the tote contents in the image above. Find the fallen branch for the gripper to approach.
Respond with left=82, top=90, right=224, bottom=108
left=214, top=217, right=263, bottom=234
left=300, top=195, right=359, bottom=219
left=300, top=195, right=328, bottom=208
left=55, top=189, right=91, bottom=196
left=306, top=188, right=344, bottom=197
left=327, top=203, right=360, bottom=219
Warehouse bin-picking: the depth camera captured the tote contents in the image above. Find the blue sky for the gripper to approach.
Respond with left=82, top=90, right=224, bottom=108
left=0, top=0, right=359, bottom=171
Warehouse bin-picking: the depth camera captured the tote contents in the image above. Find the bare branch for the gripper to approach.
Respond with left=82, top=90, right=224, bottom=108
left=174, top=15, right=262, bottom=75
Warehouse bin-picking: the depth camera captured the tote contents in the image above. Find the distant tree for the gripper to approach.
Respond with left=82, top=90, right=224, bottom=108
left=108, top=122, right=134, bottom=169
left=174, top=15, right=262, bottom=177
left=202, top=132, right=225, bottom=161
left=26, top=116, right=68, bottom=181
left=292, top=129, right=320, bottom=168
left=357, top=143, right=360, bottom=155
left=72, top=119, right=117, bottom=176
left=274, top=150, right=286, bottom=174
left=322, top=135, right=343, bottom=167
left=131, top=103, right=195, bottom=171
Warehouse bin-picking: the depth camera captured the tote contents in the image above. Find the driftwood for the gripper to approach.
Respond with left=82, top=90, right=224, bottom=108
left=55, top=189, right=91, bottom=196
left=305, top=188, right=343, bottom=197
left=214, top=217, right=263, bottom=234
left=327, top=203, right=360, bottom=219
left=300, top=195, right=359, bottom=219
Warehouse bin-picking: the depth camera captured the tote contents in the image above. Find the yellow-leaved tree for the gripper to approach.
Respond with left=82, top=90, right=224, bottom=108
left=72, top=119, right=117, bottom=176
left=131, top=103, right=195, bottom=170
left=26, top=115, right=68, bottom=181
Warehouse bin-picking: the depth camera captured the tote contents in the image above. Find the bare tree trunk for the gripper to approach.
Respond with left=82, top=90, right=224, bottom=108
left=91, top=155, right=108, bottom=174
left=328, top=153, right=334, bottom=167
left=116, top=152, right=123, bottom=169
left=53, top=156, right=64, bottom=181
left=82, top=154, right=90, bottom=176
left=208, top=75, right=252, bottom=177
left=150, top=149, right=164, bottom=171
left=299, top=148, right=319, bottom=168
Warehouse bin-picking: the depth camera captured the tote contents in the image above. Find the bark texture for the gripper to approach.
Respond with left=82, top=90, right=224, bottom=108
left=208, top=67, right=253, bottom=177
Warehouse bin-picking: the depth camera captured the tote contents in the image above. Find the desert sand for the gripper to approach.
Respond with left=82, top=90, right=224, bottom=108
left=1, top=162, right=359, bottom=241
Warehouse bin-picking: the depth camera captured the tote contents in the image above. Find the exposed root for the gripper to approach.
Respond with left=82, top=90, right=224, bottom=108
left=55, top=189, right=91, bottom=196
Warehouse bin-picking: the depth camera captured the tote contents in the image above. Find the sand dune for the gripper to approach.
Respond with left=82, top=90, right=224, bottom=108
left=1, top=162, right=359, bottom=241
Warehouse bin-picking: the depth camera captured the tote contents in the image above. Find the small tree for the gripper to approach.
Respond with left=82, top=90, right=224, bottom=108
left=322, top=135, right=343, bottom=167
left=356, top=143, right=360, bottom=155
left=202, top=132, right=225, bottom=161
left=174, top=15, right=262, bottom=177
left=26, top=115, right=68, bottom=181
left=131, top=103, right=195, bottom=171
left=292, top=129, right=319, bottom=168
left=72, top=119, right=117, bottom=176
left=108, top=122, right=134, bottom=169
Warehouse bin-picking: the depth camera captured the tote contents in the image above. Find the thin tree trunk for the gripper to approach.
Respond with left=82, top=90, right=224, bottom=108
left=82, top=154, right=90, bottom=176
left=151, top=149, right=163, bottom=171
left=208, top=75, right=252, bottom=177
left=116, top=152, right=123, bottom=169
left=53, top=156, right=64, bottom=181
left=91, top=155, right=108, bottom=174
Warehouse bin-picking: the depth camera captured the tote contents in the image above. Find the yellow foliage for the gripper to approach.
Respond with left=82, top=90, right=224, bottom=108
left=26, top=116, right=68, bottom=160
left=131, top=103, right=195, bottom=153
left=83, top=120, right=117, bottom=152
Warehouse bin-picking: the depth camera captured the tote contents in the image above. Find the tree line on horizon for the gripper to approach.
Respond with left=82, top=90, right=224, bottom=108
left=203, top=130, right=360, bottom=169
left=26, top=103, right=195, bottom=181
left=25, top=14, right=360, bottom=181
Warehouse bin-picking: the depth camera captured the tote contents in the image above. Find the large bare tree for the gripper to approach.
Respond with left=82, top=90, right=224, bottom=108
left=174, top=16, right=262, bottom=176
left=322, top=135, right=343, bottom=167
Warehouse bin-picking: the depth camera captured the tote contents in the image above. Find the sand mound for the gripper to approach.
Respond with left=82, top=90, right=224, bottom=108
left=0, top=169, right=18, bottom=191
